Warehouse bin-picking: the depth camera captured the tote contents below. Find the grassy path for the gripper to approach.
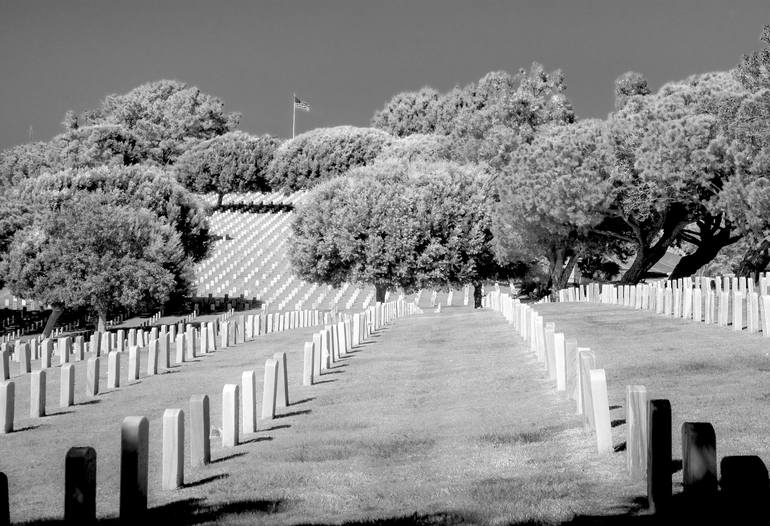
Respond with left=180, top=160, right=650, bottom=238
left=5, top=305, right=653, bottom=524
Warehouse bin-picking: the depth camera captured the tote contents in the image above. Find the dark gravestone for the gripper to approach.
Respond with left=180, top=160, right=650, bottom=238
left=647, top=399, right=671, bottom=515
left=720, top=455, right=769, bottom=518
left=120, top=416, right=149, bottom=522
left=0, top=472, right=8, bottom=526
left=65, top=447, right=96, bottom=524
left=682, top=422, right=717, bottom=498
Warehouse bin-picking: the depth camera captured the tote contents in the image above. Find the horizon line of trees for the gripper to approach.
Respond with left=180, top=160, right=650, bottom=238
left=2, top=24, right=769, bottom=326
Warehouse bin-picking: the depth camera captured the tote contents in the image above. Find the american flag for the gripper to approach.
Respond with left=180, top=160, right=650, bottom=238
left=294, top=95, right=311, bottom=112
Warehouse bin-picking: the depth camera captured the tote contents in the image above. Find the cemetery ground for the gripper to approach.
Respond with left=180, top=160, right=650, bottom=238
left=1, top=303, right=769, bottom=524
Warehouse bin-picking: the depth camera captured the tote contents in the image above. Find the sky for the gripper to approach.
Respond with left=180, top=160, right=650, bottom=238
left=1, top=0, right=768, bottom=150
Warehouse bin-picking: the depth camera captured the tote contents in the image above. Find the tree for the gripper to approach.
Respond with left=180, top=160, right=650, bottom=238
left=289, top=161, right=502, bottom=306
left=20, top=165, right=212, bottom=263
left=603, top=71, right=746, bottom=283
left=48, top=124, right=148, bottom=169
left=0, top=141, right=53, bottom=187
left=174, top=131, right=282, bottom=206
left=723, top=24, right=770, bottom=277
left=70, top=79, right=240, bottom=165
left=267, top=126, right=392, bottom=191
left=493, top=119, right=617, bottom=294
left=371, top=64, right=576, bottom=170
left=1, top=192, right=188, bottom=333
left=371, top=87, right=442, bottom=137
left=374, top=134, right=454, bottom=164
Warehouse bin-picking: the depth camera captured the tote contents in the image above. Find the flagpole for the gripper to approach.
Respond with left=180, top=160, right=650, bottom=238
left=292, top=92, right=296, bottom=139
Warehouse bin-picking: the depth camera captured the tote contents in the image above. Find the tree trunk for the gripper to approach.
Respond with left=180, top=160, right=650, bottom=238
left=96, top=310, right=107, bottom=333
left=736, top=239, right=770, bottom=279
left=216, top=192, right=224, bottom=208
left=41, top=305, right=64, bottom=339
left=549, top=253, right=578, bottom=300
left=473, top=282, right=483, bottom=308
left=620, top=212, right=689, bottom=284
left=375, top=283, right=387, bottom=303
left=669, top=229, right=740, bottom=280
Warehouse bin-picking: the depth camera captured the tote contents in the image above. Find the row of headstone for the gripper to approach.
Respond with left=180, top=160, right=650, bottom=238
left=1, top=297, right=423, bottom=522
left=492, top=290, right=770, bottom=517
left=558, top=277, right=770, bottom=336
left=490, top=291, right=613, bottom=456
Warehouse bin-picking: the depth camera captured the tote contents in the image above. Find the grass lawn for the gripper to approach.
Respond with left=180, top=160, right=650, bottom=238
left=6, top=301, right=766, bottom=524
left=534, top=302, right=770, bottom=498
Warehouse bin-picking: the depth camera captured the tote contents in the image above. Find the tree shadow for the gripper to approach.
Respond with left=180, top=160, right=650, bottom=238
left=291, top=397, right=315, bottom=406
left=78, top=399, right=101, bottom=406
left=611, top=419, right=626, bottom=428
left=614, top=441, right=627, bottom=453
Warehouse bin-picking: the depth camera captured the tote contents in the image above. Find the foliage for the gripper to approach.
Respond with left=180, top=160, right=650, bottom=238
left=614, top=71, right=651, bottom=110
left=0, top=141, right=53, bottom=187
left=1, top=192, right=188, bottom=328
left=601, top=71, right=747, bottom=282
left=370, top=87, right=442, bottom=137
left=174, top=131, right=282, bottom=201
left=372, top=64, right=575, bottom=169
left=267, top=126, right=392, bottom=190
left=493, top=119, right=615, bottom=292
left=374, top=134, right=454, bottom=164
left=48, top=124, right=148, bottom=169
left=18, top=165, right=211, bottom=262
left=68, top=79, right=240, bottom=165
left=735, top=24, right=770, bottom=91
left=289, top=161, right=500, bottom=298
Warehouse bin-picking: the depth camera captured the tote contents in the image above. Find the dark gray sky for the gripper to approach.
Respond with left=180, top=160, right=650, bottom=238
left=1, top=0, right=768, bottom=150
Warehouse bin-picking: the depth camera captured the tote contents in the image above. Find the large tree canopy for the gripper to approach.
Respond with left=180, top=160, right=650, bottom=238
left=493, top=119, right=616, bottom=293
left=0, top=141, right=54, bottom=187
left=601, top=70, right=747, bottom=283
left=174, top=131, right=283, bottom=206
left=370, top=87, right=442, bottom=137
left=289, top=161, right=505, bottom=305
left=17, top=164, right=212, bottom=262
left=267, top=126, right=392, bottom=190
left=371, top=63, right=575, bottom=169
left=66, top=79, right=240, bottom=165
left=1, top=192, right=188, bottom=332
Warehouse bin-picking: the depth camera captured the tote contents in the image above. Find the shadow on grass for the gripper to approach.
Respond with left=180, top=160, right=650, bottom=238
left=261, top=424, right=291, bottom=432
left=210, top=451, right=247, bottom=464
left=47, top=410, right=74, bottom=417
left=240, top=436, right=273, bottom=445
left=291, top=397, right=315, bottom=406
left=314, top=379, right=338, bottom=385
left=21, top=497, right=290, bottom=525
left=276, top=409, right=312, bottom=419
left=12, top=424, right=40, bottom=432
left=182, top=473, right=229, bottom=488
left=611, top=419, right=625, bottom=428
left=19, top=494, right=770, bottom=525
left=78, top=399, right=101, bottom=406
